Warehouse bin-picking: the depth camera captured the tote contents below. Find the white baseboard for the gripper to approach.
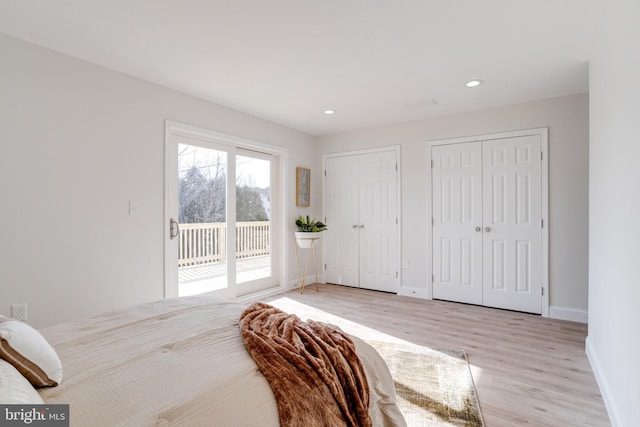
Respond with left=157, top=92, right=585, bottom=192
left=549, top=305, right=588, bottom=323
left=397, top=286, right=430, bottom=299
left=288, top=275, right=321, bottom=290
left=585, top=336, right=618, bottom=426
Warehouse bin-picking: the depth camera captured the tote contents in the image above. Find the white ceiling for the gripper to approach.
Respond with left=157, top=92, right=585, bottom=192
left=0, top=1, right=602, bottom=136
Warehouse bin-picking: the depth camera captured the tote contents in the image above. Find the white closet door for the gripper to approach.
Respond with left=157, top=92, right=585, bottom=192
left=482, top=136, right=542, bottom=313
left=358, top=151, right=399, bottom=292
left=432, top=142, right=483, bottom=304
left=324, top=155, right=359, bottom=287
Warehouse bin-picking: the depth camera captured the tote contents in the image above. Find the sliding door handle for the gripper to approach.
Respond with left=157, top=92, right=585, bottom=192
left=170, top=218, right=180, bottom=239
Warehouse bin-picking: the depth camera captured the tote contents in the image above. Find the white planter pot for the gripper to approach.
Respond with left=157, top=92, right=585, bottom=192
left=295, top=232, right=320, bottom=248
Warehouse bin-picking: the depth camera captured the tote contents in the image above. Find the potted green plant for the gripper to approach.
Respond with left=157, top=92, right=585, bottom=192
left=294, top=215, right=327, bottom=248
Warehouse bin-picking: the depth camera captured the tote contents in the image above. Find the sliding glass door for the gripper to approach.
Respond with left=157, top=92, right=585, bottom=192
left=166, top=126, right=281, bottom=299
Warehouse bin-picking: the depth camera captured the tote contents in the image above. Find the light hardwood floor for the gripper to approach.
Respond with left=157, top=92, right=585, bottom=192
left=264, top=284, right=610, bottom=427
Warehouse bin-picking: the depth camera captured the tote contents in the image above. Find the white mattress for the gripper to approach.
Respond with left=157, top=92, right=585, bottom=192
left=38, top=296, right=405, bottom=426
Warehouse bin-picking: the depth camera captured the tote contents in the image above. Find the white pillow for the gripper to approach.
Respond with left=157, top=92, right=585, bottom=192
left=0, top=358, right=45, bottom=404
left=0, top=316, right=62, bottom=387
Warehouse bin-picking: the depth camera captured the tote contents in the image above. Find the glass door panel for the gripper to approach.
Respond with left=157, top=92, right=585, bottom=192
left=177, top=143, right=229, bottom=297
left=236, top=151, right=276, bottom=294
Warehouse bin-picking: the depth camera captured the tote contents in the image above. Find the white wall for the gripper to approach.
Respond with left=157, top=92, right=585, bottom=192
left=0, top=34, right=318, bottom=328
left=587, top=0, right=640, bottom=424
left=316, top=94, right=590, bottom=318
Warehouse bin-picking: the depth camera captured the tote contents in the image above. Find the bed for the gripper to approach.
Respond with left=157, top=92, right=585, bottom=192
left=30, top=296, right=406, bottom=426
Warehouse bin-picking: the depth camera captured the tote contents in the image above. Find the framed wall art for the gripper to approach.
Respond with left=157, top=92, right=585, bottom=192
left=296, top=167, right=310, bottom=207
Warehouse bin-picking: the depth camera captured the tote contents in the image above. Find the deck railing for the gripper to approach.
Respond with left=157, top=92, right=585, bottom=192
left=178, top=221, right=269, bottom=267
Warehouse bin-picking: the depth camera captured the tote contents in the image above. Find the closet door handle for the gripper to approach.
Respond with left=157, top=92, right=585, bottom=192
left=485, top=226, right=491, bottom=232
left=475, top=226, right=481, bottom=232
left=359, top=225, right=365, bottom=229
left=352, top=224, right=358, bottom=229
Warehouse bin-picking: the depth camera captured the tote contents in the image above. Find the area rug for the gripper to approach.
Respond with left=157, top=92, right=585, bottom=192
left=368, top=341, right=484, bottom=427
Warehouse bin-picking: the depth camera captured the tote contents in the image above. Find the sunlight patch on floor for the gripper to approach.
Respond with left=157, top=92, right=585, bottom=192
left=468, top=364, right=484, bottom=385
left=267, top=296, right=485, bottom=384
left=267, top=296, right=410, bottom=343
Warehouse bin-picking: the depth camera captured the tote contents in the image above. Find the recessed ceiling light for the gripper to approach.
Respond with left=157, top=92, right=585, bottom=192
left=465, top=79, right=483, bottom=88
left=324, top=109, right=335, bottom=115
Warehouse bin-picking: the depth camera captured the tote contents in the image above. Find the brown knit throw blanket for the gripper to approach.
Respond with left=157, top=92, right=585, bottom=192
left=239, top=302, right=372, bottom=427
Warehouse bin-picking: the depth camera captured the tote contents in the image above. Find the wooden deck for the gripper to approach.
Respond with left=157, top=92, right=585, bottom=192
left=178, top=255, right=270, bottom=296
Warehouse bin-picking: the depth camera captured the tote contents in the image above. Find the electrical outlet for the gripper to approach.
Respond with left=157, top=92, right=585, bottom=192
left=11, top=303, right=27, bottom=321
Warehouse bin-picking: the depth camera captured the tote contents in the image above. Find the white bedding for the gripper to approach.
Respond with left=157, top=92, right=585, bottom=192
left=38, top=296, right=405, bottom=426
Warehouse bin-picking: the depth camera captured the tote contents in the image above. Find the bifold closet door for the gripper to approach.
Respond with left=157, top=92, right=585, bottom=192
left=324, top=150, right=399, bottom=292
left=324, top=155, right=359, bottom=287
left=432, top=142, right=484, bottom=305
left=432, top=136, right=543, bottom=314
left=482, top=136, right=542, bottom=313
left=358, top=151, right=398, bottom=292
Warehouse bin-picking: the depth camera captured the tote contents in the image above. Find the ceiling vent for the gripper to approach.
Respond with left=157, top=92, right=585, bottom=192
left=403, top=98, right=438, bottom=111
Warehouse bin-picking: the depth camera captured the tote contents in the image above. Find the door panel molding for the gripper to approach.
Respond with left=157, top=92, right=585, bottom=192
left=427, top=128, right=549, bottom=316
